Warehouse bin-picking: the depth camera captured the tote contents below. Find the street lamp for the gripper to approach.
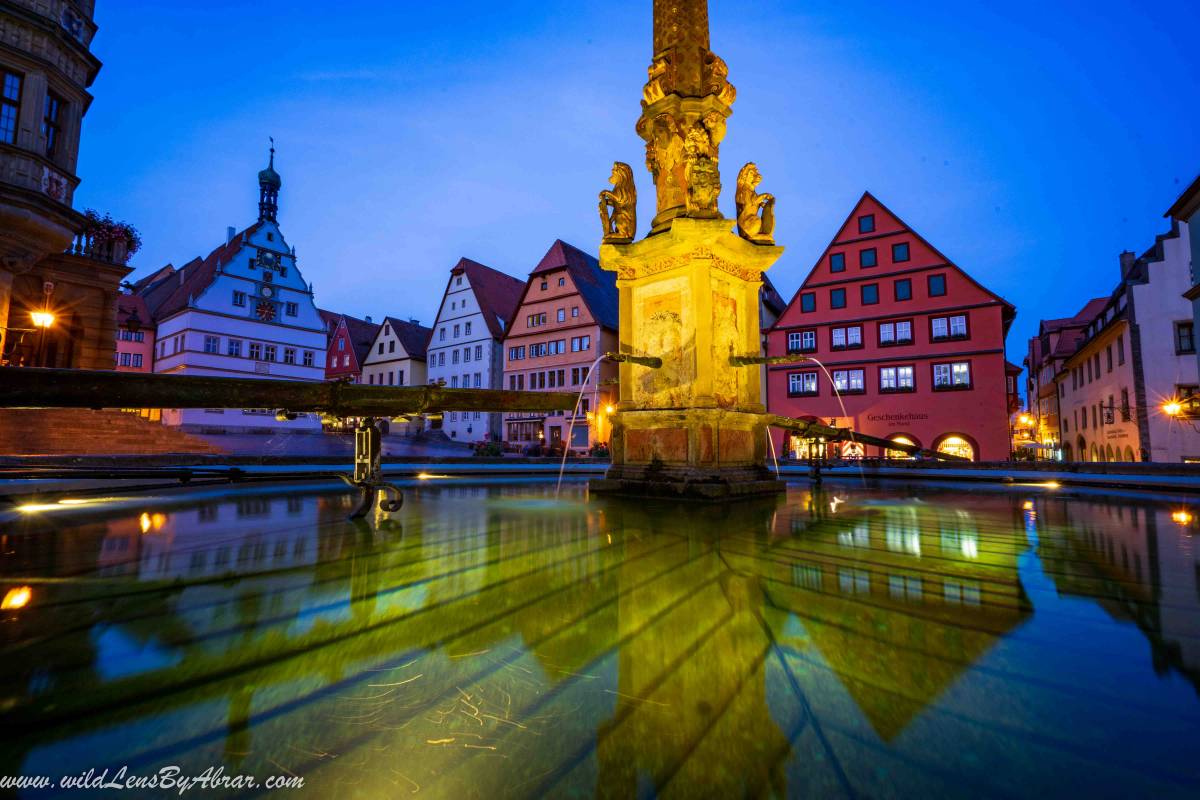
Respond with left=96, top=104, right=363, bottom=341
left=1164, top=400, right=1184, bottom=417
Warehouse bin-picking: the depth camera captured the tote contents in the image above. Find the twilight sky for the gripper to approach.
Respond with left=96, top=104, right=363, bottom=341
left=77, top=1, right=1200, bottom=378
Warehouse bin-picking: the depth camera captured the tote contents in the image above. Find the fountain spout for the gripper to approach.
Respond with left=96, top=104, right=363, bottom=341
left=729, top=354, right=812, bottom=367
left=603, top=352, right=663, bottom=369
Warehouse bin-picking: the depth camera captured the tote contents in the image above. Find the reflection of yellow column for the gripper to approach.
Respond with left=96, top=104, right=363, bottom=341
left=595, top=503, right=789, bottom=797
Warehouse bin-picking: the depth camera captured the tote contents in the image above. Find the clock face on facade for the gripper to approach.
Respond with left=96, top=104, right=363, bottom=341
left=259, top=250, right=277, bottom=267
left=256, top=301, right=277, bottom=321
left=261, top=285, right=274, bottom=298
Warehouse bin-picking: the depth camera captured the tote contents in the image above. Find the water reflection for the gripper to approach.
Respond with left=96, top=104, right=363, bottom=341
left=1036, top=495, right=1200, bottom=689
left=0, top=482, right=1197, bottom=797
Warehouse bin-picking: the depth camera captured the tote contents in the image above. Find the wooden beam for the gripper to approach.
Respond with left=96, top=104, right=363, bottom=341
left=0, top=367, right=578, bottom=417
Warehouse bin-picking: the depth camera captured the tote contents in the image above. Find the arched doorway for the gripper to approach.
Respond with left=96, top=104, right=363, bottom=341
left=1123, top=446, right=1135, bottom=463
left=884, top=433, right=921, bottom=459
left=1062, top=442, right=1074, bottom=461
left=1105, top=444, right=1115, bottom=462
left=1089, top=443, right=1100, bottom=462
left=934, top=433, right=976, bottom=462
left=1076, top=436, right=1087, bottom=462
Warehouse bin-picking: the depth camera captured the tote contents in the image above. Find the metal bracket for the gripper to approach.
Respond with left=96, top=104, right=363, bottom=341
left=339, top=416, right=403, bottom=519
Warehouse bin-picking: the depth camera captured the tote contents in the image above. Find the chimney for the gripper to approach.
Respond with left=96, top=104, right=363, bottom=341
left=226, top=226, right=236, bottom=244
left=409, top=317, right=419, bottom=324
left=365, top=315, right=373, bottom=324
left=1119, top=250, right=1137, bottom=279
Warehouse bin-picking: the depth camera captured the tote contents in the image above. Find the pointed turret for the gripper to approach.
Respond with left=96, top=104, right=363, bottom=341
left=258, top=139, right=281, bottom=223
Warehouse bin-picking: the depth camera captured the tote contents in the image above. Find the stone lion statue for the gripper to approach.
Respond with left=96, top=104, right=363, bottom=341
left=599, top=161, right=637, bottom=243
left=736, top=162, right=775, bottom=243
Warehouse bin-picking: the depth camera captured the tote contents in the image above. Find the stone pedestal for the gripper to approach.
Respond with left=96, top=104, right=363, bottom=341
left=590, top=407, right=783, bottom=498
left=591, top=217, right=785, bottom=500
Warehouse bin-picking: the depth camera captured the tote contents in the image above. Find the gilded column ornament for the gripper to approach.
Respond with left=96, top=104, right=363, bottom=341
left=735, top=163, right=775, bottom=244
left=684, top=124, right=720, bottom=217
left=635, top=0, right=736, bottom=233
left=599, top=162, right=637, bottom=243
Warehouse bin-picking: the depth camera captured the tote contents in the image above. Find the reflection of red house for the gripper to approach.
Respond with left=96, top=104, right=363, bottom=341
left=766, top=193, right=1016, bottom=461
left=321, top=312, right=381, bottom=383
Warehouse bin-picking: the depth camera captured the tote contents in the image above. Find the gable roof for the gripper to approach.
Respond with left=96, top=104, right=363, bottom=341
left=379, top=316, right=433, bottom=360
left=116, top=294, right=155, bottom=330
left=774, top=191, right=1016, bottom=331
left=451, top=257, right=525, bottom=340
left=318, top=308, right=342, bottom=340
left=527, top=239, right=619, bottom=330
left=139, top=223, right=262, bottom=321
left=324, top=312, right=382, bottom=365
left=1166, top=172, right=1200, bottom=221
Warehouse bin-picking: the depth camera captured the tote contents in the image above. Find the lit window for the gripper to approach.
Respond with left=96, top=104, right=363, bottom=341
left=788, top=371, right=818, bottom=396
left=880, top=365, right=914, bottom=392
left=933, top=361, right=971, bottom=389
left=832, top=369, right=865, bottom=393
left=787, top=330, right=816, bottom=353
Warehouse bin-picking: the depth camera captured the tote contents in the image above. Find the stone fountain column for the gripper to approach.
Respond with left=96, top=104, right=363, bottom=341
left=591, top=0, right=785, bottom=499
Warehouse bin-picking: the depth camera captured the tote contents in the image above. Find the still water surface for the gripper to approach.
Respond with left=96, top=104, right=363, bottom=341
left=1, top=478, right=1198, bottom=798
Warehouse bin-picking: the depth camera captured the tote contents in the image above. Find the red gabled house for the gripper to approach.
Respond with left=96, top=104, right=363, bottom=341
left=766, top=192, right=1016, bottom=461
left=322, top=311, right=381, bottom=383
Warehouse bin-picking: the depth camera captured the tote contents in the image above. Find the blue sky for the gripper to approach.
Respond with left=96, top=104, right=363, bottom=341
left=77, top=1, right=1200, bottom=375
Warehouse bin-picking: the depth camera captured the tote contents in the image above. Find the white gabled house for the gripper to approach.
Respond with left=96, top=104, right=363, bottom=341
left=426, top=258, right=525, bottom=442
left=137, top=148, right=326, bottom=433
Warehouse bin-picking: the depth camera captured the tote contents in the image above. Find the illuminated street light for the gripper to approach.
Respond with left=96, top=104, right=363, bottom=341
left=30, top=311, right=54, bottom=328
left=605, top=405, right=615, bottom=415
left=2, top=586, right=32, bottom=610
left=1172, top=510, right=1194, bottom=525
left=1163, top=400, right=1183, bottom=417
left=1018, top=414, right=1033, bottom=427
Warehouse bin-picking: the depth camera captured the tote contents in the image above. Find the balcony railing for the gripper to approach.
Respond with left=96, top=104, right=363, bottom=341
left=66, top=233, right=128, bottom=265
